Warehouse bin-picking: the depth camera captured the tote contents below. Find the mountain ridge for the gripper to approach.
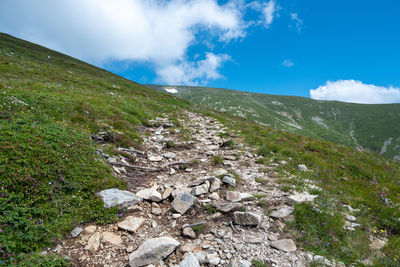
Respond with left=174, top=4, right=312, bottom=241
left=146, top=84, right=400, bottom=160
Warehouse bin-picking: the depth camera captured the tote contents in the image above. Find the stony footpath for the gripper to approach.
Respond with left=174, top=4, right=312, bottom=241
left=49, top=112, right=349, bottom=266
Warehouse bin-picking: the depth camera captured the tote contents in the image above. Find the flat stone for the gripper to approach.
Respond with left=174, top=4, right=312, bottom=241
left=270, top=206, right=294, bottom=219
left=226, top=191, right=253, bottom=202
left=226, top=191, right=241, bottom=202
left=288, top=192, right=318, bottom=203
left=222, top=176, right=236, bottom=187
left=214, top=169, right=228, bottom=176
left=180, top=252, right=200, bottom=267
left=191, top=181, right=210, bottom=196
left=118, top=216, right=145, bottom=233
left=84, top=225, right=97, bottom=234
left=214, top=202, right=244, bottom=213
left=183, top=227, right=196, bottom=239
left=70, top=227, right=83, bottom=238
left=97, top=188, right=141, bottom=209
left=171, top=191, right=197, bottom=215
left=129, top=237, right=180, bottom=267
left=271, top=239, right=297, bottom=252
left=85, top=232, right=101, bottom=252
left=148, top=155, right=163, bottom=162
left=163, top=152, right=177, bottom=159
left=102, top=231, right=123, bottom=246
left=234, top=212, right=261, bottom=226
left=136, top=186, right=162, bottom=202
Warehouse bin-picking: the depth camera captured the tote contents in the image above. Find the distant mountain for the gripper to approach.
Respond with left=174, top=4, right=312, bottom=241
left=146, top=85, right=400, bottom=160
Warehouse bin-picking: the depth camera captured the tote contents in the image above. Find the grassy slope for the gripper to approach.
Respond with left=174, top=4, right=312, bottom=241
left=0, top=33, right=191, bottom=264
left=0, top=33, right=399, bottom=266
left=146, top=85, right=400, bottom=160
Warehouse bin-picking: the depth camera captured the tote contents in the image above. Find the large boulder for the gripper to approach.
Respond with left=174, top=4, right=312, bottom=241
left=129, top=237, right=180, bottom=267
left=97, top=188, right=141, bottom=209
left=171, top=191, right=197, bottom=214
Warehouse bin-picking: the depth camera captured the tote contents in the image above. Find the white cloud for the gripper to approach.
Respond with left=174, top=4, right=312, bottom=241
left=282, top=58, right=294, bottom=67
left=310, top=80, right=400, bottom=104
left=156, top=53, right=230, bottom=85
left=0, top=0, right=267, bottom=84
left=290, top=12, right=303, bottom=32
left=262, top=0, right=277, bottom=27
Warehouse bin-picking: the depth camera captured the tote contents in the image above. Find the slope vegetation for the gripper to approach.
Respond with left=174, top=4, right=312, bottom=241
left=146, top=85, right=400, bottom=160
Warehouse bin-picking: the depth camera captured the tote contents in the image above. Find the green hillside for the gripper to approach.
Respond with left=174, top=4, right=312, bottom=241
left=1, top=33, right=399, bottom=266
left=146, top=85, right=400, bottom=160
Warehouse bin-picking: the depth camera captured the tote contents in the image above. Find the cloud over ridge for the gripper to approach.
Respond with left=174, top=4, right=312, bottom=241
left=310, top=80, right=400, bottom=104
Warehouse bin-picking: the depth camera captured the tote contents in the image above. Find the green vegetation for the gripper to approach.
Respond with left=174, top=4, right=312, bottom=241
left=252, top=260, right=272, bottom=267
left=204, top=204, right=218, bottom=214
left=0, top=33, right=191, bottom=265
left=211, top=155, right=224, bottom=165
left=191, top=224, right=205, bottom=235
left=1, top=33, right=399, bottom=266
left=147, top=84, right=400, bottom=160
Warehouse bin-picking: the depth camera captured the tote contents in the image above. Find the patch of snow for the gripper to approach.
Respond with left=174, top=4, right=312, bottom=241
left=394, top=155, right=400, bottom=161
left=164, top=87, right=178, bottom=94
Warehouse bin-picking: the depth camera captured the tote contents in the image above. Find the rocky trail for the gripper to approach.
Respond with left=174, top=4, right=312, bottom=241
left=48, top=112, right=350, bottom=267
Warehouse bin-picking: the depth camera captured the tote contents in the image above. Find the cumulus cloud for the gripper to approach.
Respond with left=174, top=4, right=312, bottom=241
left=282, top=59, right=294, bottom=67
left=0, top=0, right=268, bottom=84
left=310, top=80, right=400, bottom=104
left=290, top=12, right=303, bottom=32
left=156, top=53, right=231, bottom=85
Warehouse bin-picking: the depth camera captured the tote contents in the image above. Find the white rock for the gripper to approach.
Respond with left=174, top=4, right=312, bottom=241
left=171, top=191, right=197, bottom=215
left=163, top=152, right=177, bottom=159
left=270, top=239, right=297, bottom=252
left=148, top=155, right=163, bottom=162
left=118, top=216, right=145, bottom=233
left=214, top=169, right=228, bottom=176
left=288, top=192, right=318, bottom=203
left=222, top=176, right=236, bottom=187
left=70, top=227, right=83, bottom=238
left=129, top=237, right=180, bottom=267
left=191, top=181, right=210, bottom=196
left=97, top=188, right=141, bottom=209
left=209, top=192, right=220, bottom=200
left=85, top=232, right=101, bottom=252
left=102, top=231, right=123, bottom=246
left=180, top=252, right=200, bottom=267
left=136, top=186, right=162, bottom=202
left=270, top=206, right=294, bottom=219
left=210, top=178, right=221, bottom=192
left=298, top=164, right=309, bottom=171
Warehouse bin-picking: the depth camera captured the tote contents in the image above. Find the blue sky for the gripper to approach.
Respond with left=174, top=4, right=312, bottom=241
left=1, top=0, right=400, bottom=103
